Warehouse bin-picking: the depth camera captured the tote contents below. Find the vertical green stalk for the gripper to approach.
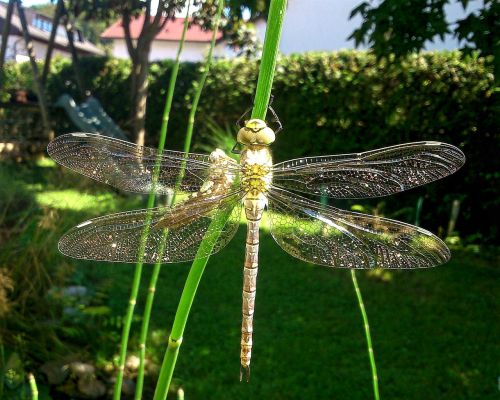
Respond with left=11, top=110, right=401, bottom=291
left=133, top=1, right=224, bottom=397
left=153, top=1, right=288, bottom=399
left=28, top=373, right=38, bottom=400
left=133, top=236, right=166, bottom=400
left=0, top=342, right=4, bottom=398
left=251, top=0, right=287, bottom=120
left=113, top=6, right=191, bottom=400
left=351, top=270, right=380, bottom=400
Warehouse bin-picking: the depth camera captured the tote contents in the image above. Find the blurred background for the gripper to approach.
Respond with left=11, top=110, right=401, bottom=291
left=0, top=0, right=498, bottom=399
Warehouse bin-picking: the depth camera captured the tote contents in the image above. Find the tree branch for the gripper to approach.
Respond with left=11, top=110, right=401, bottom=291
left=42, top=0, right=64, bottom=85
left=151, top=0, right=165, bottom=28
left=0, top=0, right=15, bottom=87
left=123, top=9, right=137, bottom=62
left=159, top=15, right=171, bottom=30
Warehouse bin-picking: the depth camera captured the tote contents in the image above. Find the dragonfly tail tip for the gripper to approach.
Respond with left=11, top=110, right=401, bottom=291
left=240, top=365, right=250, bottom=382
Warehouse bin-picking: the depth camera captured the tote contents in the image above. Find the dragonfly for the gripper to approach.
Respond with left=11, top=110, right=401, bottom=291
left=47, top=117, right=465, bottom=381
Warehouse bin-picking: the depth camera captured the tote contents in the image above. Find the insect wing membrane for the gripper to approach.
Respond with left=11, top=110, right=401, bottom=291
left=266, top=188, right=449, bottom=269
left=47, top=133, right=239, bottom=195
left=58, top=192, right=243, bottom=263
left=272, top=142, right=465, bottom=199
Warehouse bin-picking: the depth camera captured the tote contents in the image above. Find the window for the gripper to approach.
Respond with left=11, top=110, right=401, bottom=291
left=32, top=16, right=53, bottom=33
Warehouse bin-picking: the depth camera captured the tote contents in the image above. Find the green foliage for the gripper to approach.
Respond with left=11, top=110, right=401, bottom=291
left=349, top=0, right=499, bottom=64
left=31, top=2, right=108, bottom=49
left=455, top=0, right=500, bottom=58
left=194, top=0, right=270, bottom=55
left=1, top=162, right=499, bottom=399
left=2, top=51, right=497, bottom=244
left=0, top=161, right=143, bottom=397
left=349, top=0, right=451, bottom=56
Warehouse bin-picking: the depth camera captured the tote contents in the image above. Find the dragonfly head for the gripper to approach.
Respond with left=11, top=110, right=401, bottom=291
left=237, top=119, right=275, bottom=146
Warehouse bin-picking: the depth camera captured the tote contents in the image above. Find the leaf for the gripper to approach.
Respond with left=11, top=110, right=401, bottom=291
left=82, top=306, right=112, bottom=316
left=349, top=1, right=370, bottom=19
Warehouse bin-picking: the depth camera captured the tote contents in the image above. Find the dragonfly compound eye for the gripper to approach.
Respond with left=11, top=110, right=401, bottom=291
left=237, top=119, right=275, bottom=146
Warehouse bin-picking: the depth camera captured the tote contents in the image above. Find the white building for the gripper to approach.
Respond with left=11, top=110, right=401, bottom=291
left=0, top=1, right=103, bottom=63
left=101, top=0, right=481, bottom=62
left=100, top=15, right=232, bottom=62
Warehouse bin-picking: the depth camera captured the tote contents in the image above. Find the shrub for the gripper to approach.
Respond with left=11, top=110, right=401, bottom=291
left=1, top=51, right=497, bottom=243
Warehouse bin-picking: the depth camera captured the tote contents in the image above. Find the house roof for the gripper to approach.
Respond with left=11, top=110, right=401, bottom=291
left=0, top=1, right=104, bottom=56
left=101, top=16, right=222, bottom=42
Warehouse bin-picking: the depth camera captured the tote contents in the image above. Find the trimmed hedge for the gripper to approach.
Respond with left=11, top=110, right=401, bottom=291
left=2, top=51, right=498, bottom=244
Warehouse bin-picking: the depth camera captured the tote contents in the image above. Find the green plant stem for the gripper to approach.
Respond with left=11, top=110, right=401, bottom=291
left=153, top=1, right=288, bottom=399
left=134, top=235, right=167, bottom=400
left=28, top=373, right=38, bottom=400
left=251, top=0, right=287, bottom=119
left=182, top=19, right=220, bottom=155
left=113, top=7, right=191, bottom=400
left=157, top=3, right=191, bottom=151
left=152, top=206, right=231, bottom=400
left=0, top=342, right=4, bottom=398
left=351, top=270, right=380, bottom=400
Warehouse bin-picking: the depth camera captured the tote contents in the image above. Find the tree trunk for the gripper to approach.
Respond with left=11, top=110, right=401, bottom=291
left=15, top=0, right=54, bottom=140
left=60, top=0, right=86, bottom=99
left=130, top=47, right=150, bottom=147
left=41, top=0, right=64, bottom=85
left=0, top=0, right=15, bottom=88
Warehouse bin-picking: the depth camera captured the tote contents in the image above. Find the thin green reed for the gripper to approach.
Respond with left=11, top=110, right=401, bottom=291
left=133, top=2, right=223, bottom=398
left=153, top=1, right=288, bottom=399
left=112, top=5, right=191, bottom=400
left=28, top=373, right=38, bottom=400
left=351, top=270, right=380, bottom=400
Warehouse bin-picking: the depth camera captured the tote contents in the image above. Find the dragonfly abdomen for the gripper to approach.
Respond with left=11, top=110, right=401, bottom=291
left=240, top=202, right=263, bottom=381
left=239, top=145, right=272, bottom=381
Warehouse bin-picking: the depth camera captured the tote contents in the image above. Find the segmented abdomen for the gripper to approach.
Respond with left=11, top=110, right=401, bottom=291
left=240, top=197, right=265, bottom=381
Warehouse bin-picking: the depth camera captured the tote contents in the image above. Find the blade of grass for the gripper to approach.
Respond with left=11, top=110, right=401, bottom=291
left=28, top=373, right=38, bottom=400
left=0, top=342, right=4, bottom=398
left=134, top=1, right=223, bottom=397
left=112, top=5, right=191, bottom=400
left=351, top=270, right=380, bottom=400
left=153, top=1, right=288, bottom=399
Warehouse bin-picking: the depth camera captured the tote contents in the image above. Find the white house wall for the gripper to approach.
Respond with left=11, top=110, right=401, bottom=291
left=1, top=34, right=71, bottom=62
left=32, top=40, right=71, bottom=60
left=110, top=38, right=233, bottom=62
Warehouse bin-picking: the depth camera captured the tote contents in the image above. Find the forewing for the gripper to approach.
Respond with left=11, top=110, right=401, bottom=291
left=47, top=133, right=240, bottom=194
left=272, top=142, right=465, bottom=198
left=58, top=192, right=243, bottom=263
left=267, top=188, right=449, bottom=269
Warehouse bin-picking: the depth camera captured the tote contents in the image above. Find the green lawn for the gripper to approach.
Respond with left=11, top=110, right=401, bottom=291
left=1, top=160, right=499, bottom=400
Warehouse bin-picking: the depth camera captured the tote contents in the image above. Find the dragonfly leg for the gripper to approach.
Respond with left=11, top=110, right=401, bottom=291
left=268, top=104, right=283, bottom=134
left=236, top=106, right=252, bottom=129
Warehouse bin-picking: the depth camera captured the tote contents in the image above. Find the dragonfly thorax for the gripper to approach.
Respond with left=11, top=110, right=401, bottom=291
left=240, top=146, right=273, bottom=199
left=241, top=164, right=270, bottom=197
left=237, top=119, right=275, bottom=146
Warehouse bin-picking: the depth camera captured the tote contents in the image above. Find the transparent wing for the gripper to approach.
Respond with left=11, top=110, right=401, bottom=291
left=47, top=133, right=240, bottom=194
left=58, top=191, right=244, bottom=263
left=267, top=188, right=449, bottom=269
left=272, top=142, right=465, bottom=199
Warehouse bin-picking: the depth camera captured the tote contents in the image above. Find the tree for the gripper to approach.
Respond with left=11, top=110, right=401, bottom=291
left=63, top=0, right=268, bottom=146
left=31, top=2, right=109, bottom=45
left=194, top=0, right=270, bottom=55
left=349, top=0, right=499, bottom=76
left=64, top=1, right=184, bottom=146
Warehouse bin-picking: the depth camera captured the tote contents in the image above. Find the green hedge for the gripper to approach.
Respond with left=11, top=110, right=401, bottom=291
left=2, top=51, right=498, bottom=244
